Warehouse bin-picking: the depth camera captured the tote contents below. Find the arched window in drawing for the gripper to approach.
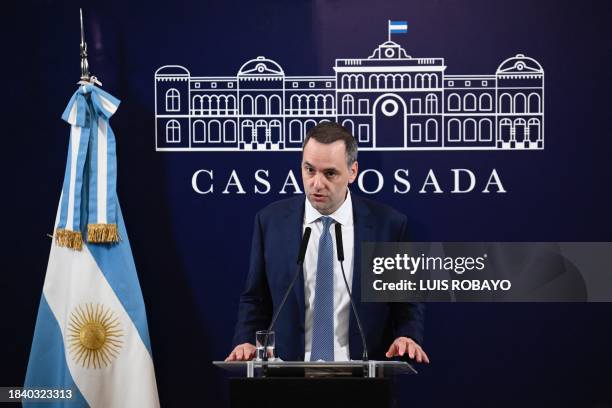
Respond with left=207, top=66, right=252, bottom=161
left=392, top=74, right=402, bottom=88
left=241, top=120, right=254, bottom=143
left=369, top=74, right=382, bottom=89
left=401, top=74, right=411, bottom=89
left=428, top=74, right=438, bottom=88
left=514, top=118, right=526, bottom=142
left=342, top=94, right=354, bottom=115
left=270, top=120, right=282, bottom=144
left=227, top=95, right=236, bottom=114
left=315, top=95, right=325, bottom=114
left=426, top=119, right=438, bottom=142
left=269, top=95, right=282, bottom=115
left=342, top=75, right=350, bottom=89
left=224, top=120, right=236, bottom=143
left=304, top=119, right=318, bottom=136
left=447, top=119, right=461, bottom=142
left=300, top=95, right=309, bottom=114
left=165, top=88, right=180, bottom=112
left=290, top=95, right=300, bottom=115
left=425, top=94, right=438, bottom=114
left=324, top=95, right=334, bottom=114
left=448, top=93, right=461, bottom=111
left=307, top=95, right=317, bottom=115
left=341, top=119, right=354, bottom=135
left=210, top=95, right=220, bottom=115
left=218, top=96, right=227, bottom=115
left=191, top=95, right=202, bottom=115
left=463, top=93, right=477, bottom=111
left=289, top=119, right=302, bottom=143
left=528, top=118, right=541, bottom=142
left=500, top=93, right=512, bottom=113
left=192, top=120, right=206, bottom=143
left=241, top=95, right=253, bottom=115
left=514, top=93, right=526, bottom=114
left=463, top=118, right=477, bottom=141
left=479, top=94, right=492, bottom=111
left=356, top=74, right=365, bottom=89
left=255, top=95, right=268, bottom=115
left=479, top=119, right=492, bottom=142
left=414, top=74, right=423, bottom=88
left=528, top=93, right=541, bottom=113
left=208, top=120, right=221, bottom=143
left=499, top=118, right=512, bottom=142
left=203, top=95, right=211, bottom=113
left=165, top=120, right=181, bottom=143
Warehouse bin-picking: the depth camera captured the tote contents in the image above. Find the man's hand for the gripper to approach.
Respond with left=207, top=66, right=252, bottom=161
left=385, top=337, right=430, bottom=363
left=225, top=343, right=257, bottom=361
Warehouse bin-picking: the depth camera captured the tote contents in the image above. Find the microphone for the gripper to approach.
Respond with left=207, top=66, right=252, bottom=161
left=262, top=227, right=312, bottom=361
left=335, top=222, right=369, bottom=362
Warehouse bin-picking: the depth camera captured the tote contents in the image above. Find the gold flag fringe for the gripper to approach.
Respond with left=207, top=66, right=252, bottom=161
left=55, top=228, right=84, bottom=251
left=87, top=223, right=119, bottom=244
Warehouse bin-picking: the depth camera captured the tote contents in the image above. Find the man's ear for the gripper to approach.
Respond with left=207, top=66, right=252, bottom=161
left=348, top=161, right=358, bottom=183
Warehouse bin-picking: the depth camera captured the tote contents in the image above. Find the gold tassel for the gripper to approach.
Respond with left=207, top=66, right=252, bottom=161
left=55, top=228, right=84, bottom=251
left=87, top=223, right=119, bottom=244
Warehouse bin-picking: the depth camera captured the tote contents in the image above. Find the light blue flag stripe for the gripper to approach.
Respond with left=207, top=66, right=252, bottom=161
left=86, top=202, right=153, bottom=354
left=24, top=296, right=89, bottom=408
left=87, top=118, right=99, bottom=225
left=58, top=136, right=73, bottom=230
left=106, top=126, right=117, bottom=224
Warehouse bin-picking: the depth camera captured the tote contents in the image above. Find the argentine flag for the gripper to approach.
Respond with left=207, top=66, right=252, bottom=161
left=24, top=85, right=159, bottom=407
left=389, top=20, right=408, bottom=34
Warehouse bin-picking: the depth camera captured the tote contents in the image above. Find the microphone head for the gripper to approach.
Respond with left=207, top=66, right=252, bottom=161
left=297, top=227, right=312, bottom=265
left=334, top=222, right=345, bottom=262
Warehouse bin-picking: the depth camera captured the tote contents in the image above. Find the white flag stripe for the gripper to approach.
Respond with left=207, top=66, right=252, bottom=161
left=390, top=23, right=408, bottom=30
left=98, top=93, right=119, bottom=115
left=65, top=126, right=81, bottom=231
left=97, top=118, right=108, bottom=224
left=43, top=243, right=159, bottom=408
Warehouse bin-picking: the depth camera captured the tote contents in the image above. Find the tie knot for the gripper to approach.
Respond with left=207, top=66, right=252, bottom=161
left=320, top=216, right=333, bottom=229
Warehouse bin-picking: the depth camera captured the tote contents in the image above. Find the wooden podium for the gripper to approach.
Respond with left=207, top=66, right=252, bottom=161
left=214, top=360, right=416, bottom=408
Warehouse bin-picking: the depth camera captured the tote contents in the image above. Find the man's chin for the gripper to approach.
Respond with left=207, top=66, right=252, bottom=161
left=308, top=196, right=331, bottom=214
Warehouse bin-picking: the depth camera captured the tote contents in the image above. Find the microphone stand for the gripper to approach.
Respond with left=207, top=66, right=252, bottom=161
left=334, top=223, right=369, bottom=376
left=261, top=227, right=312, bottom=375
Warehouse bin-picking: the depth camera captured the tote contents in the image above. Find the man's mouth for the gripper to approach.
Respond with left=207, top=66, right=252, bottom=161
left=311, top=193, right=327, bottom=202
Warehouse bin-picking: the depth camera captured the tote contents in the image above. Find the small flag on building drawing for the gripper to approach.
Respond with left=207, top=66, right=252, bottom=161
left=23, top=83, right=160, bottom=407
left=388, top=20, right=408, bottom=37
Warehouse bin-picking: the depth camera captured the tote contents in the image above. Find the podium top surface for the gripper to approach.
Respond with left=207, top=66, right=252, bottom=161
left=213, top=360, right=417, bottom=377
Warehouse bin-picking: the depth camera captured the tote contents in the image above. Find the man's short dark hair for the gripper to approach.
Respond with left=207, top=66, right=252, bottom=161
left=302, top=122, right=358, bottom=167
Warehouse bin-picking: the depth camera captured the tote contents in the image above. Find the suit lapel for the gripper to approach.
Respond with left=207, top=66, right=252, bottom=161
left=281, top=197, right=306, bottom=331
left=350, top=194, right=374, bottom=337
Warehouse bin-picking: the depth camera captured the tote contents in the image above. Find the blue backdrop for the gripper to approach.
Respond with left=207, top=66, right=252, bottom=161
left=3, top=0, right=612, bottom=406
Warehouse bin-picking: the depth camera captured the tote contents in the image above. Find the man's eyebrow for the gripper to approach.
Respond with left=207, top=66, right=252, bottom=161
left=303, top=161, right=338, bottom=173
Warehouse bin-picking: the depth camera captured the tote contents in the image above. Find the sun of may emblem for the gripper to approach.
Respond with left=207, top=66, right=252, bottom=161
left=67, top=303, right=123, bottom=369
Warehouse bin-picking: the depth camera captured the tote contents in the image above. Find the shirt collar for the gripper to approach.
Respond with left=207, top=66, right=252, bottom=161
left=304, top=189, right=353, bottom=226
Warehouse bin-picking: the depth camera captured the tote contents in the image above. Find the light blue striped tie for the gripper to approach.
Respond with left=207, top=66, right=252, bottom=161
left=311, top=216, right=335, bottom=361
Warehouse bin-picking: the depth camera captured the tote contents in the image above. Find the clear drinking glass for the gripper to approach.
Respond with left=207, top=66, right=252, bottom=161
left=255, top=330, right=275, bottom=361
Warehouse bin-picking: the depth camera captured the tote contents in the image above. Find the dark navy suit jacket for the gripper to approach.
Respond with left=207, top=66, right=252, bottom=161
left=232, top=193, right=424, bottom=360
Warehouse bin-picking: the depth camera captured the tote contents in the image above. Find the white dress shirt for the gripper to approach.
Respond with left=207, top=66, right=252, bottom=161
left=303, top=190, right=354, bottom=361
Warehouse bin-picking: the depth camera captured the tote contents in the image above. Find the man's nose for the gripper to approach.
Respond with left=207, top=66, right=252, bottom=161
left=312, top=173, right=325, bottom=190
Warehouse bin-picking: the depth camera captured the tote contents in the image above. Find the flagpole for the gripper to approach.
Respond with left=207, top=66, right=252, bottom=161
left=388, top=19, right=391, bottom=42
left=78, top=9, right=102, bottom=86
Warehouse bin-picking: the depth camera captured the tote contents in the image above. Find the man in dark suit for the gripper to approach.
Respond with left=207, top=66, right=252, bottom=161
left=226, top=122, right=428, bottom=363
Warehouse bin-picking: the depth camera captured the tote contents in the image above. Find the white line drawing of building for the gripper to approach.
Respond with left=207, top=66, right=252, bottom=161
left=155, top=32, right=544, bottom=152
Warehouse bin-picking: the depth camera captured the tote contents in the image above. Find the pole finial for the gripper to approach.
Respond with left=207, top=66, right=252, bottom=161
left=78, top=9, right=102, bottom=86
